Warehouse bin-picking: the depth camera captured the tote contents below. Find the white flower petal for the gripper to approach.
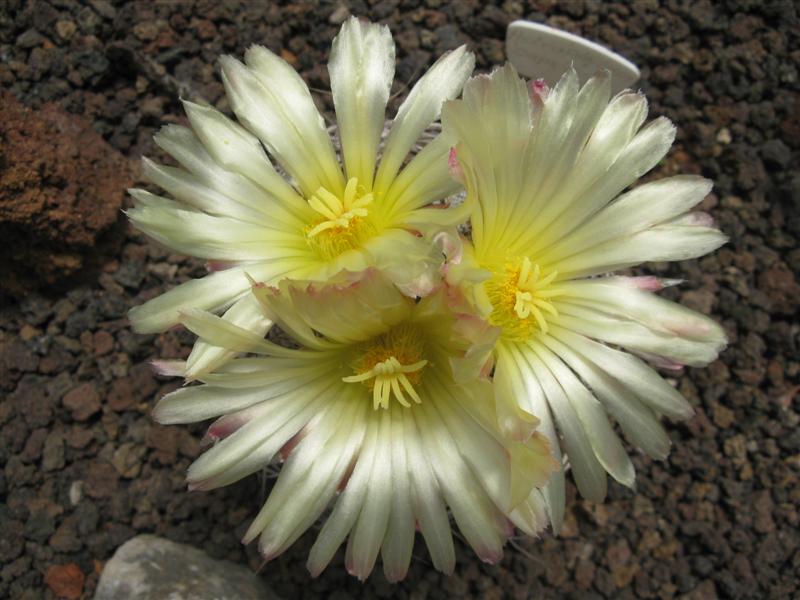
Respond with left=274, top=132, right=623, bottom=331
left=550, top=223, right=728, bottom=279
left=510, top=488, right=550, bottom=537
left=186, top=376, right=338, bottom=484
left=153, top=124, right=306, bottom=229
left=329, top=17, right=395, bottom=189
left=126, top=197, right=307, bottom=261
left=519, top=115, right=677, bottom=259
left=415, top=401, right=507, bottom=565
left=403, top=408, right=455, bottom=574
left=513, top=67, right=581, bottom=225
left=547, top=327, right=694, bottom=420
left=540, top=175, right=713, bottom=264
left=250, top=282, right=336, bottom=351
left=307, top=410, right=380, bottom=577
left=523, top=343, right=608, bottom=502
left=347, top=409, right=393, bottom=580
left=426, top=373, right=514, bottom=511
left=153, top=363, right=330, bottom=425
left=520, top=69, right=611, bottom=218
left=277, top=269, right=413, bottom=345
left=197, top=357, right=339, bottom=389
left=539, top=116, right=676, bottom=249
left=181, top=100, right=309, bottom=216
left=500, top=342, right=565, bottom=533
left=139, top=157, right=266, bottom=225
left=221, top=53, right=342, bottom=197
left=374, top=46, right=474, bottom=194
left=184, top=295, right=273, bottom=380
left=382, top=134, right=462, bottom=217
left=554, top=301, right=723, bottom=368
left=552, top=279, right=726, bottom=369
left=533, top=337, right=635, bottom=488
left=380, top=407, right=415, bottom=583
left=493, top=341, right=541, bottom=442
left=128, top=263, right=284, bottom=334
left=250, top=396, right=367, bottom=559
left=442, top=63, right=531, bottom=250
left=548, top=327, right=671, bottom=460
left=179, top=308, right=304, bottom=357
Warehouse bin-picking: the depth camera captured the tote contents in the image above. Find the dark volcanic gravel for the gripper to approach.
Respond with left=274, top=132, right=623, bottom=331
left=1, top=1, right=799, bottom=599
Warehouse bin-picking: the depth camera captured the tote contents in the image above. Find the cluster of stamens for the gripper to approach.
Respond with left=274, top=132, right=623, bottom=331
left=305, top=177, right=375, bottom=261
left=342, top=324, right=428, bottom=410
left=343, top=356, right=428, bottom=410
left=485, top=256, right=561, bottom=340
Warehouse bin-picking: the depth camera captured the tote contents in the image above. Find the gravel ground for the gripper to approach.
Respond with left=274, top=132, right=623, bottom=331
left=1, top=1, right=799, bottom=598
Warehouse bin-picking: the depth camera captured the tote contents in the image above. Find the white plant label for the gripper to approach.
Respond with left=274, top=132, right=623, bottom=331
left=506, top=21, right=640, bottom=94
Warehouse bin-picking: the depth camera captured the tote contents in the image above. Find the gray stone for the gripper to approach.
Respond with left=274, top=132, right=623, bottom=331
left=94, top=535, right=279, bottom=600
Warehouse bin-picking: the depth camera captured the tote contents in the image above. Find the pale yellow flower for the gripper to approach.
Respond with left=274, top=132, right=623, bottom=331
left=442, top=65, right=727, bottom=529
left=153, top=270, right=555, bottom=581
left=128, top=17, right=475, bottom=378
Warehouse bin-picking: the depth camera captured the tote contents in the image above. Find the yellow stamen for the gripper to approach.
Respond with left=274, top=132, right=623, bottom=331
left=484, top=256, right=562, bottom=341
left=343, top=323, right=428, bottom=410
left=305, top=177, right=377, bottom=260
left=344, top=356, right=428, bottom=410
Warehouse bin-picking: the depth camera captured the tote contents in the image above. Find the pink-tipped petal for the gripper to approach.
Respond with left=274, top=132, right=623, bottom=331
left=529, top=78, right=550, bottom=104
left=205, top=413, right=248, bottom=442
left=688, top=211, right=715, bottom=227
left=448, top=146, right=465, bottom=183
left=150, top=359, right=186, bottom=377
left=206, top=260, right=238, bottom=272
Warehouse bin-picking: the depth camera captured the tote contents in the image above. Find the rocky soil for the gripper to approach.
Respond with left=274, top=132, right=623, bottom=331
left=1, top=1, right=798, bottom=599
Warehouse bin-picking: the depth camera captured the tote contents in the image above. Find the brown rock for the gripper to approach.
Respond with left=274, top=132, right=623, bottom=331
left=93, top=330, right=114, bottom=355
left=129, top=362, right=158, bottom=400
left=50, top=516, right=81, bottom=553
left=606, top=539, right=632, bottom=571
left=107, top=377, right=135, bottom=412
left=112, top=442, right=146, bottom=478
left=147, top=425, right=178, bottom=464
left=44, top=563, right=84, bottom=600
left=192, top=18, right=217, bottom=40
left=85, top=461, right=119, bottom=499
left=62, top=383, right=101, bottom=421
left=65, top=425, right=94, bottom=449
left=758, top=262, right=800, bottom=315
left=575, top=559, right=595, bottom=589
left=0, top=92, right=131, bottom=299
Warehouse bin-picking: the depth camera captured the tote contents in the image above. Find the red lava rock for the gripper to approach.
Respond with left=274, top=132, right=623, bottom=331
left=192, top=18, right=217, bottom=40
left=758, top=261, right=800, bottom=315
left=107, top=377, right=135, bottom=412
left=62, top=383, right=101, bottom=421
left=129, top=362, right=158, bottom=401
left=147, top=425, right=178, bottom=465
left=575, top=559, right=595, bottom=589
left=85, top=461, right=119, bottom=499
left=1, top=339, right=39, bottom=373
left=65, top=425, right=94, bottom=449
left=93, top=330, right=115, bottom=355
left=0, top=92, right=131, bottom=299
left=44, top=563, right=85, bottom=600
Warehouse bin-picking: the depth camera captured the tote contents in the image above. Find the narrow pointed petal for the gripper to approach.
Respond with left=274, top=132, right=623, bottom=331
left=375, top=46, right=475, bottom=194
left=184, top=294, right=273, bottom=380
left=329, top=17, right=394, bottom=189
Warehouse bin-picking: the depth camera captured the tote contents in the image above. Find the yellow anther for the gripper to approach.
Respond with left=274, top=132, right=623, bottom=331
left=343, top=356, right=428, bottom=410
left=485, top=256, right=563, bottom=341
left=306, top=177, right=373, bottom=240
left=343, top=324, right=428, bottom=410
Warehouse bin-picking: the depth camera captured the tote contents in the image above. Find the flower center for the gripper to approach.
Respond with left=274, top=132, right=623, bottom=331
left=305, top=177, right=376, bottom=260
left=342, top=324, right=428, bottom=410
left=484, top=257, right=561, bottom=341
